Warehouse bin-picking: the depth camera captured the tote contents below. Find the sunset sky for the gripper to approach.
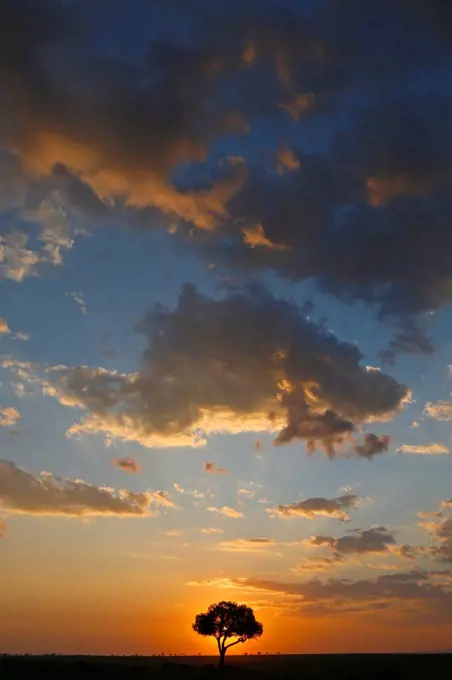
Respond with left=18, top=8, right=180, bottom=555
left=2, top=0, right=452, bottom=655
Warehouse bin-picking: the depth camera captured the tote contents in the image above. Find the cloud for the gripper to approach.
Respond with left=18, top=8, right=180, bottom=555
left=0, top=407, right=21, bottom=427
left=420, top=500, right=452, bottom=564
left=3, top=284, right=408, bottom=455
left=424, top=401, right=452, bottom=421
left=67, top=292, right=88, bottom=315
left=352, top=434, right=390, bottom=459
left=239, top=488, right=255, bottom=498
left=13, top=332, right=29, bottom=341
left=0, top=0, right=252, bottom=231
left=110, top=457, right=141, bottom=474
left=150, top=490, right=176, bottom=508
left=397, top=443, right=450, bottom=455
left=0, top=519, right=5, bottom=537
left=269, top=494, right=360, bottom=521
left=0, top=317, right=10, bottom=335
left=201, top=527, right=224, bottom=534
left=218, top=537, right=276, bottom=552
left=293, top=555, right=345, bottom=573
left=2, top=0, right=452, bottom=351
left=204, top=461, right=228, bottom=474
left=309, top=527, right=396, bottom=555
left=173, top=483, right=204, bottom=499
left=207, top=505, right=244, bottom=518
left=0, top=460, right=155, bottom=517
left=191, top=569, right=452, bottom=620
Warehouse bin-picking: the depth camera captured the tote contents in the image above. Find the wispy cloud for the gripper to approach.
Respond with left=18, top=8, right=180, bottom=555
left=207, top=506, right=244, bottom=519
left=218, top=538, right=276, bottom=552
left=397, top=443, right=450, bottom=455
left=67, top=291, right=88, bottom=315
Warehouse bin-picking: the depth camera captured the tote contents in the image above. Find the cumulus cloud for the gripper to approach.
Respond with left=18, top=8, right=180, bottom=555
left=0, top=460, right=156, bottom=517
left=397, top=443, right=450, bottom=455
left=309, top=527, right=396, bottom=555
left=207, top=505, right=244, bottom=519
left=269, top=494, right=360, bottom=521
left=2, top=285, right=408, bottom=455
left=424, top=401, right=452, bottom=421
left=0, top=407, right=20, bottom=427
left=201, top=527, right=224, bottom=534
left=204, top=461, right=228, bottom=474
left=110, top=457, right=141, bottom=474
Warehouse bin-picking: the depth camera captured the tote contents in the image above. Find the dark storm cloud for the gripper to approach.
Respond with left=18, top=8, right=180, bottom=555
left=310, top=526, right=396, bottom=554
left=2, top=285, right=408, bottom=453
left=2, top=0, right=452, bottom=353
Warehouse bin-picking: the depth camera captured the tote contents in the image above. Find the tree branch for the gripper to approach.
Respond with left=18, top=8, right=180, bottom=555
left=225, top=637, right=246, bottom=650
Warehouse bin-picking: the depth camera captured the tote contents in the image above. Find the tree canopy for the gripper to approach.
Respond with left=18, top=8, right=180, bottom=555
left=193, top=601, right=263, bottom=666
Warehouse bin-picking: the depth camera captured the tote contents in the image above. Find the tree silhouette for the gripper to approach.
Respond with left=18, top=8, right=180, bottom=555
left=193, top=601, right=263, bottom=667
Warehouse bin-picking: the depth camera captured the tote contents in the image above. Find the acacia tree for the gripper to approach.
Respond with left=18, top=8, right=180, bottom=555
left=193, top=601, right=263, bottom=667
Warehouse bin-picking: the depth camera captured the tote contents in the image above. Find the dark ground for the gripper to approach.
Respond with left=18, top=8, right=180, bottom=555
left=1, top=654, right=452, bottom=680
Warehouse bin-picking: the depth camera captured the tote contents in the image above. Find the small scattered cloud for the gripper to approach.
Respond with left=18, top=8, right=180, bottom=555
left=67, top=291, right=88, bottom=315
left=173, top=482, right=204, bottom=499
left=207, top=505, right=244, bottom=519
left=13, top=331, right=29, bottom=341
left=0, top=318, right=10, bottom=335
left=0, top=407, right=21, bottom=428
left=201, top=527, right=224, bottom=534
left=238, top=488, right=255, bottom=498
left=204, top=461, right=228, bottom=474
left=269, top=494, right=361, bottom=521
left=397, top=443, right=450, bottom=455
left=165, top=529, right=182, bottom=537
left=275, top=149, right=300, bottom=174
left=110, top=457, right=141, bottom=474
left=424, top=400, right=452, bottom=421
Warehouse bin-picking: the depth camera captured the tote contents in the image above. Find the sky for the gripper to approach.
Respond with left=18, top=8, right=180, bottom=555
left=2, top=0, right=452, bottom=656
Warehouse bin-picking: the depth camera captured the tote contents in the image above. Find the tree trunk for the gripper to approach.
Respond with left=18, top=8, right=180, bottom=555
left=218, top=650, right=226, bottom=669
